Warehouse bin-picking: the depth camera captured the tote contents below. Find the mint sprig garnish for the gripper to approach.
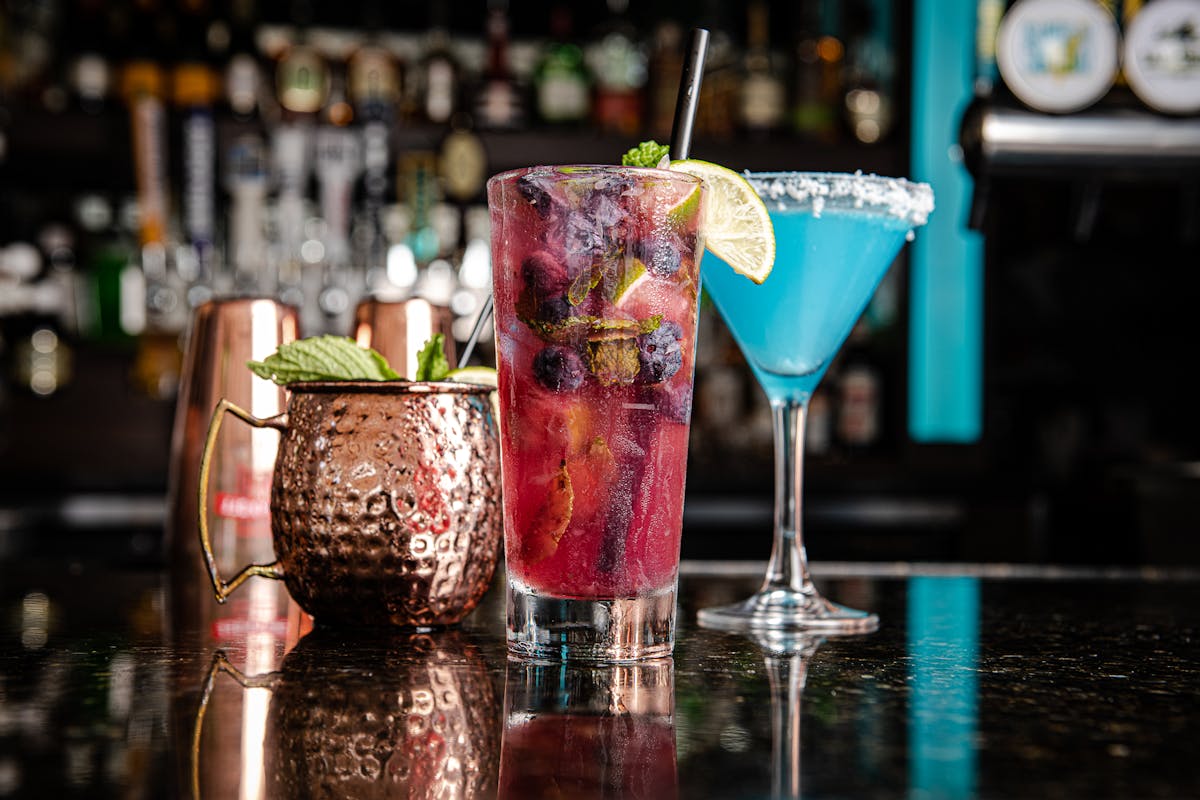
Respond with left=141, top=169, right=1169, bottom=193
left=414, top=333, right=451, bottom=381
left=247, top=335, right=401, bottom=385
left=621, top=140, right=670, bottom=168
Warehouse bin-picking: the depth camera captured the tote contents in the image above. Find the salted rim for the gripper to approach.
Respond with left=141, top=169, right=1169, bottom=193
left=745, top=171, right=935, bottom=227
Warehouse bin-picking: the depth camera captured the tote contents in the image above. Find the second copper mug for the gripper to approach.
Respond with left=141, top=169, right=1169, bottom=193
left=353, top=297, right=456, bottom=379
left=166, top=296, right=299, bottom=634
left=198, top=380, right=503, bottom=628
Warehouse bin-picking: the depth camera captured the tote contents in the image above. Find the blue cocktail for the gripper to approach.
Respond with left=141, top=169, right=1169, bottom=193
left=698, top=172, right=933, bottom=633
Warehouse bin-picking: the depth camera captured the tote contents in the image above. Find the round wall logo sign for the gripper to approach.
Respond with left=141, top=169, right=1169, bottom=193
left=997, top=0, right=1121, bottom=113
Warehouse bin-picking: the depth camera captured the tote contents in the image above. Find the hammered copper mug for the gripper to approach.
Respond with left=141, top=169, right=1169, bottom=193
left=198, top=380, right=502, bottom=627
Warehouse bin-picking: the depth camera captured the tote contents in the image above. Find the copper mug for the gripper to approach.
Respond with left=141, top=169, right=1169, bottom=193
left=198, top=380, right=503, bottom=627
left=166, top=297, right=300, bottom=635
left=353, top=297, right=456, bottom=379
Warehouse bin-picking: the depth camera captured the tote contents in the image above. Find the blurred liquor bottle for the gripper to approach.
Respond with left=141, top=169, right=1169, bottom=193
left=122, top=0, right=186, bottom=399
left=274, top=10, right=328, bottom=120
left=220, top=0, right=272, bottom=298
left=172, top=0, right=221, bottom=308
left=122, top=0, right=171, bottom=267
left=221, top=0, right=272, bottom=124
left=419, top=5, right=461, bottom=126
left=63, top=0, right=116, bottom=115
left=312, top=97, right=362, bottom=333
left=974, top=0, right=1007, bottom=97
left=0, top=241, right=73, bottom=397
left=272, top=3, right=327, bottom=317
left=474, top=0, right=527, bottom=130
left=222, top=128, right=268, bottom=298
left=739, top=0, right=787, bottom=136
left=695, top=0, right=738, bottom=140
left=322, top=51, right=354, bottom=129
left=349, top=33, right=400, bottom=296
left=835, top=321, right=885, bottom=454
left=533, top=4, right=591, bottom=127
left=842, top=0, right=895, bottom=144
left=646, top=21, right=683, bottom=140
left=73, top=195, right=141, bottom=345
left=586, top=0, right=647, bottom=136
left=437, top=109, right=487, bottom=272
left=0, top=0, right=62, bottom=109
left=399, top=150, right=441, bottom=270
left=792, top=0, right=843, bottom=142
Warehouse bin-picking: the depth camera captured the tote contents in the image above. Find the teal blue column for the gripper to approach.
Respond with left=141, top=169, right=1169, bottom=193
left=909, top=1, right=984, bottom=442
left=907, top=576, right=980, bottom=799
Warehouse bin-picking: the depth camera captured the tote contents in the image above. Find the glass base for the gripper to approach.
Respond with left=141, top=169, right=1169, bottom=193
left=507, top=579, right=676, bottom=663
left=697, top=587, right=879, bottom=635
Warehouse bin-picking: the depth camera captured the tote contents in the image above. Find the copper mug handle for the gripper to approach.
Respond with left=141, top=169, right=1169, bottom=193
left=197, top=399, right=288, bottom=602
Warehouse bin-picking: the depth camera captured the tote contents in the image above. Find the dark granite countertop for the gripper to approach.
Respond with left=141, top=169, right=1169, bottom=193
left=1, top=558, right=1198, bottom=799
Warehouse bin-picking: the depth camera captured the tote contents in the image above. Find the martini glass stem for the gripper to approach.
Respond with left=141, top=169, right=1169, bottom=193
left=763, top=399, right=816, bottom=597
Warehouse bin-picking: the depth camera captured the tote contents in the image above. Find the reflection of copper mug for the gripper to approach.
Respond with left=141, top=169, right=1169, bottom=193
left=353, top=298, right=456, bottom=379
left=193, top=630, right=500, bottom=799
left=198, top=381, right=502, bottom=627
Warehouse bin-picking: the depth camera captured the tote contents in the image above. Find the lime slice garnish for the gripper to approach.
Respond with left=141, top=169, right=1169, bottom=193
left=608, top=259, right=648, bottom=306
left=668, top=159, right=775, bottom=284
left=667, top=183, right=702, bottom=227
left=446, top=366, right=498, bottom=387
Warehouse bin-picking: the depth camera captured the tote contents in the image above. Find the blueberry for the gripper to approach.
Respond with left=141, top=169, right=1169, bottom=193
left=517, top=174, right=556, bottom=218
left=516, top=287, right=571, bottom=329
left=533, top=346, right=586, bottom=392
left=522, top=251, right=570, bottom=298
left=634, top=238, right=682, bottom=277
left=536, top=294, right=572, bottom=323
left=636, top=321, right=684, bottom=383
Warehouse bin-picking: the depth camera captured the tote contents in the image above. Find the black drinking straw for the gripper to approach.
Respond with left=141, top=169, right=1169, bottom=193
left=455, top=28, right=711, bottom=370
left=670, top=27, right=709, bottom=162
left=457, top=293, right=492, bottom=369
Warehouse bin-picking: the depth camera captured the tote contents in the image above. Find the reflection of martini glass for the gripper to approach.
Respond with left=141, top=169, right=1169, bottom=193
left=754, top=632, right=825, bottom=800
left=697, top=172, right=933, bottom=633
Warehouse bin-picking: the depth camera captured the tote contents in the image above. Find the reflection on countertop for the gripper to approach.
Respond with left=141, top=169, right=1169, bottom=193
left=1, top=559, right=1199, bottom=799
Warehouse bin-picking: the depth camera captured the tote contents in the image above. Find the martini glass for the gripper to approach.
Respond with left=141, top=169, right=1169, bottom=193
left=697, top=172, right=933, bottom=633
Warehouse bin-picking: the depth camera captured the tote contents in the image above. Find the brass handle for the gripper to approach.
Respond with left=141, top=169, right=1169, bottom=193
left=198, top=398, right=287, bottom=602
left=192, top=651, right=277, bottom=800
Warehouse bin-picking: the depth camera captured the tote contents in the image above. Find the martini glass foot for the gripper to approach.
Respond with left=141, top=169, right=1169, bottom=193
left=697, top=587, right=879, bottom=635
